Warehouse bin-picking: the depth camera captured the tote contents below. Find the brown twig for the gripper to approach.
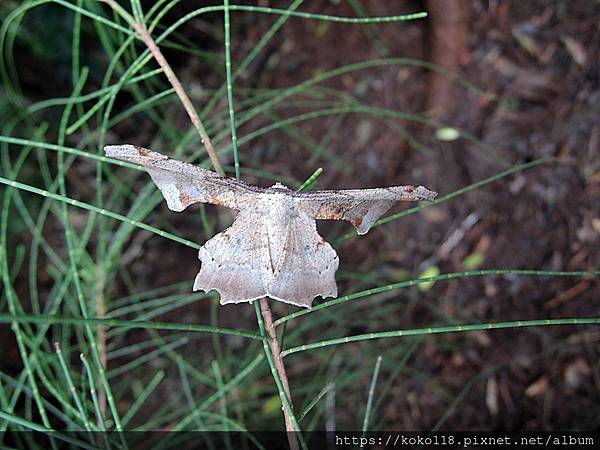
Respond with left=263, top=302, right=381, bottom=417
left=132, top=22, right=225, bottom=176
left=260, top=298, right=299, bottom=450
left=101, top=2, right=299, bottom=445
left=99, top=0, right=222, bottom=174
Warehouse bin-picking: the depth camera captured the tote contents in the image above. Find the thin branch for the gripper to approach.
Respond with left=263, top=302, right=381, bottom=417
left=260, top=298, right=300, bottom=450
left=132, top=22, right=225, bottom=175
left=100, top=0, right=224, bottom=174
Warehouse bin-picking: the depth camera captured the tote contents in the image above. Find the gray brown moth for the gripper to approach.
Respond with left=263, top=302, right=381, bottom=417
left=105, top=145, right=437, bottom=308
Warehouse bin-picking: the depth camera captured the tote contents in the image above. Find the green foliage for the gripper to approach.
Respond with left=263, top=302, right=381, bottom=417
left=0, top=0, right=597, bottom=446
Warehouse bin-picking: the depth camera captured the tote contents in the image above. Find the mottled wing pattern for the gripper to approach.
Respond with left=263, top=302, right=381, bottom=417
left=295, top=185, right=437, bottom=234
left=194, top=209, right=271, bottom=304
left=105, top=144, right=438, bottom=308
left=105, top=144, right=255, bottom=211
left=267, top=214, right=339, bottom=307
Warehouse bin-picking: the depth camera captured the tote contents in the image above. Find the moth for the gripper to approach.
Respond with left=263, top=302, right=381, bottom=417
left=105, top=145, right=437, bottom=308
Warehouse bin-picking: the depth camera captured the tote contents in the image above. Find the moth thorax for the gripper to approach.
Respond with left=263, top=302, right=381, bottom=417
left=264, top=192, right=296, bottom=218
left=262, top=193, right=297, bottom=272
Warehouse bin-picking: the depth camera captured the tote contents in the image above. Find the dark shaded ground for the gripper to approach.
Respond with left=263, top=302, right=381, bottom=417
left=2, top=0, right=599, bottom=432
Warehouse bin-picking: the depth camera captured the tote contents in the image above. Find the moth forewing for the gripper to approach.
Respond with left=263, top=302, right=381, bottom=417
left=104, top=144, right=255, bottom=211
left=294, top=185, right=437, bottom=235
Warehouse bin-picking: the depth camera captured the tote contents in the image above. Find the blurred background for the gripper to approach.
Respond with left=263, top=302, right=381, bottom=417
left=1, top=0, right=599, bottom=436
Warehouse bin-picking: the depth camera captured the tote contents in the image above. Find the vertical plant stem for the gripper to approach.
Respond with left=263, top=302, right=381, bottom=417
left=255, top=301, right=303, bottom=450
left=95, top=267, right=107, bottom=416
left=260, top=298, right=299, bottom=450
left=361, top=355, right=382, bottom=434
left=200, top=0, right=305, bottom=116
left=54, top=343, right=93, bottom=434
left=80, top=354, right=110, bottom=449
left=259, top=299, right=294, bottom=406
left=223, top=0, right=240, bottom=178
